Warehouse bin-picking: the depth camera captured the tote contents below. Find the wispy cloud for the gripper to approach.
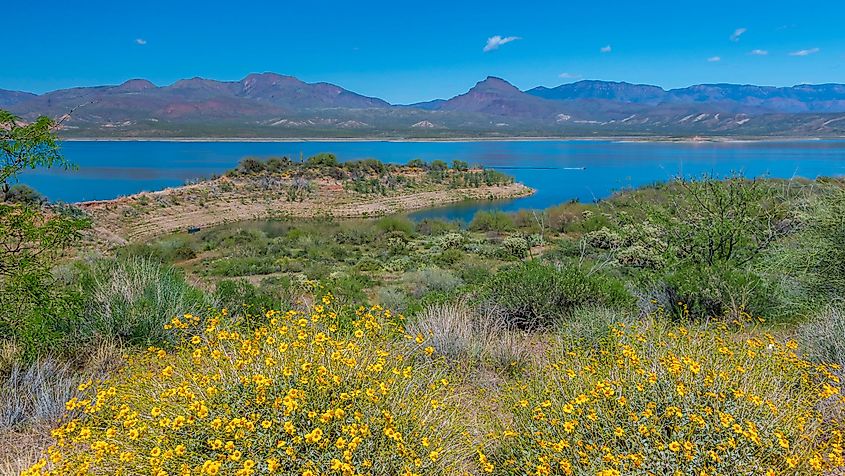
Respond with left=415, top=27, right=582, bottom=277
left=707, top=56, right=721, bottom=62
left=789, top=48, right=820, bottom=56
left=483, top=35, right=521, bottom=52
left=750, top=49, right=768, bottom=55
left=558, top=72, right=582, bottom=79
left=600, top=45, right=612, bottom=53
left=135, top=38, right=147, bottom=45
left=730, top=28, right=747, bottom=42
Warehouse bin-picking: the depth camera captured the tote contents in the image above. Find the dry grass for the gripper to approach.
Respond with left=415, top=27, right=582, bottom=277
left=406, top=302, right=532, bottom=370
left=0, top=340, right=124, bottom=475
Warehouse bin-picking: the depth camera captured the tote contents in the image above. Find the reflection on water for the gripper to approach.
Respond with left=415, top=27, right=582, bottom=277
left=18, top=140, right=845, bottom=222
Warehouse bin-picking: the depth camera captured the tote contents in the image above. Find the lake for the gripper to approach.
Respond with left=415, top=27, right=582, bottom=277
left=19, top=140, right=845, bottom=222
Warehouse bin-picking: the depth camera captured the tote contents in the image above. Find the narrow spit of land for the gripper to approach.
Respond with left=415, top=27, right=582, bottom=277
left=77, top=156, right=533, bottom=244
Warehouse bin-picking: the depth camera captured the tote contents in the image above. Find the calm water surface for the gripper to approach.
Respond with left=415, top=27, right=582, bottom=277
left=20, top=140, right=845, bottom=222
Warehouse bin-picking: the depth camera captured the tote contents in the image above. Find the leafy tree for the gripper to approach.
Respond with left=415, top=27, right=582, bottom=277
left=0, top=111, right=68, bottom=188
left=0, top=111, right=90, bottom=360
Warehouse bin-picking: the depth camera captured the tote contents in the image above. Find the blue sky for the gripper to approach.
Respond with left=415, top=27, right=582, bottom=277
left=5, top=0, right=844, bottom=104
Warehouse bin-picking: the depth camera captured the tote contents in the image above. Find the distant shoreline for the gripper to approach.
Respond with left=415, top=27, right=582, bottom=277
left=58, top=136, right=838, bottom=144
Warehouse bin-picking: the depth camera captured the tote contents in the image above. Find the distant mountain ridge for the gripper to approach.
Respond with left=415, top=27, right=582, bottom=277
left=3, top=73, right=845, bottom=137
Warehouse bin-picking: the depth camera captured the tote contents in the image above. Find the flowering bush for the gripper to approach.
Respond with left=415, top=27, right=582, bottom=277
left=25, top=296, right=467, bottom=476
left=482, top=318, right=845, bottom=475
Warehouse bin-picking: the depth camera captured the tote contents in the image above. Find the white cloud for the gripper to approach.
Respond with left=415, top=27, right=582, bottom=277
left=789, top=48, right=820, bottom=56
left=558, top=72, right=581, bottom=79
left=730, top=28, right=747, bottom=42
left=483, top=35, right=521, bottom=52
left=600, top=45, right=612, bottom=53
left=750, top=49, right=768, bottom=55
left=707, top=56, right=721, bottom=62
left=135, top=38, right=147, bottom=45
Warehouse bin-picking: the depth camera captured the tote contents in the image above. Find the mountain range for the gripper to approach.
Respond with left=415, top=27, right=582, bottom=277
left=2, top=72, right=845, bottom=137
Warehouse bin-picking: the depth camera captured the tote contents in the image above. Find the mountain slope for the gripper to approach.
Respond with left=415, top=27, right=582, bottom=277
left=3, top=74, right=845, bottom=137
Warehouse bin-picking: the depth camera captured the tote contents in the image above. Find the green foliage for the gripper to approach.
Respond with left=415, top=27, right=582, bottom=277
left=0, top=112, right=66, bottom=185
left=484, top=260, right=633, bottom=328
left=451, top=160, right=469, bottom=171
left=658, top=263, right=783, bottom=320
left=1, top=184, right=45, bottom=205
left=374, top=215, right=415, bottom=237
left=305, top=152, right=339, bottom=168
left=213, top=278, right=290, bottom=321
left=80, top=257, right=213, bottom=346
left=469, top=210, right=515, bottom=232
left=788, top=189, right=845, bottom=300
left=209, top=256, right=280, bottom=277
left=0, top=111, right=90, bottom=361
left=237, top=157, right=265, bottom=174
left=644, top=176, right=786, bottom=268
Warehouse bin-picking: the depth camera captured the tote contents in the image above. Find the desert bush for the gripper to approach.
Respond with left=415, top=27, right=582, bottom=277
left=209, top=256, right=280, bottom=277
left=213, top=279, right=286, bottom=321
left=406, top=303, right=528, bottom=370
left=25, top=299, right=468, bottom=476
left=557, top=306, right=635, bottom=350
left=484, top=260, right=633, bottom=328
left=416, top=218, right=460, bottom=236
left=469, top=210, right=514, bottom=233
left=788, top=189, right=845, bottom=301
left=81, top=257, right=214, bottom=346
left=237, top=157, right=266, bottom=174
left=0, top=339, right=122, bottom=433
left=484, top=317, right=845, bottom=475
left=374, top=215, right=415, bottom=237
left=658, top=263, right=782, bottom=320
left=404, top=267, right=463, bottom=299
left=501, top=236, right=529, bottom=259
left=798, top=305, right=845, bottom=368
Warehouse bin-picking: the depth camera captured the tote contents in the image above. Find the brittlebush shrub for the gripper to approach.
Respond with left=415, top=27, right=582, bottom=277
left=482, top=317, right=845, bottom=475
left=25, top=297, right=468, bottom=476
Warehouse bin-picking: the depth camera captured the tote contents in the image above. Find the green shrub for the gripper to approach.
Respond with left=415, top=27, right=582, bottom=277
left=469, top=210, right=514, bottom=233
left=213, top=279, right=286, bottom=321
left=484, top=260, right=633, bottom=328
left=501, top=236, right=529, bottom=259
left=208, top=256, right=280, bottom=277
left=433, top=248, right=464, bottom=267
left=658, top=263, right=783, bottom=320
left=416, top=218, right=460, bottom=235
left=404, top=267, right=463, bottom=299
left=374, top=215, right=415, bottom=237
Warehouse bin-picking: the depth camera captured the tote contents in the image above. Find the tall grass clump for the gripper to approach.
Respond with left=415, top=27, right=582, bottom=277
left=81, top=257, right=214, bottom=346
left=482, top=317, right=845, bottom=475
left=406, top=302, right=529, bottom=370
left=798, top=305, right=845, bottom=368
left=25, top=297, right=469, bottom=475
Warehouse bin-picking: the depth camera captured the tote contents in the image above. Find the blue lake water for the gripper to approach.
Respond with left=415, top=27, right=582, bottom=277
left=18, top=140, right=845, bottom=222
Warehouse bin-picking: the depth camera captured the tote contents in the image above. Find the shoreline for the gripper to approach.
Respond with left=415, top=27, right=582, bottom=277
left=57, top=135, right=840, bottom=144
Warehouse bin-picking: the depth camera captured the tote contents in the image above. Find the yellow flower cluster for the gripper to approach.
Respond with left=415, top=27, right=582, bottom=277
left=24, top=297, right=466, bottom=476
left=482, top=320, right=845, bottom=475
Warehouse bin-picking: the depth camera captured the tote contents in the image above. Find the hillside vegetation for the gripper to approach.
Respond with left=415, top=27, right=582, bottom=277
left=3, top=110, right=845, bottom=475
left=79, top=154, right=529, bottom=244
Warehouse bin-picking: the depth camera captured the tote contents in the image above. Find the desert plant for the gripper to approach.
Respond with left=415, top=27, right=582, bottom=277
left=406, top=302, right=529, bottom=370
left=484, top=260, right=633, bottom=328
left=25, top=299, right=470, bottom=475
left=81, top=257, right=214, bottom=346
left=484, top=317, right=845, bottom=475
left=798, top=305, right=845, bottom=368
